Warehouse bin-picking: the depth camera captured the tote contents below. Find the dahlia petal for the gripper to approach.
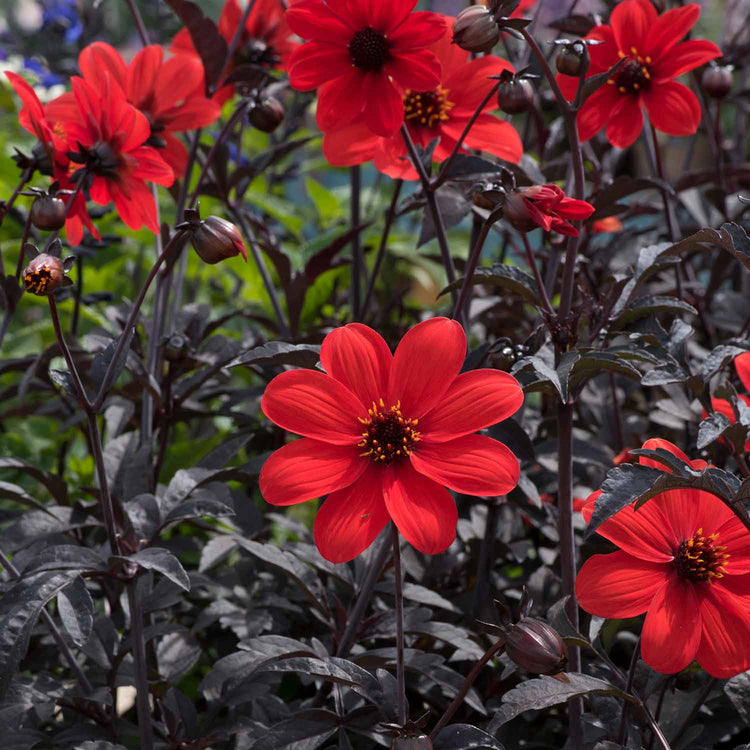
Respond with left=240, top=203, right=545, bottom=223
left=320, top=323, right=393, bottom=408
left=153, top=54, right=207, bottom=112
left=288, top=42, right=354, bottom=91
left=641, top=575, right=702, bottom=674
left=410, top=434, right=519, bottom=496
left=644, top=4, right=700, bottom=62
left=652, top=40, right=721, bottom=81
left=313, top=465, right=390, bottom=563
left=79, top=42, right=127, bottom=93
left=575, top=551, right=669, bottom=618
left=316, top=69, right=367, bottom=131
left=445, top=55, right=513, bottom=112
left=418, top=369, right=523, bottom=442
left=695, top=583, right=750, bottom=678
left=388, top=12, right=448, bottom=49
left=64, top=216, right=84, bottom=247
left=736, top=352, right=750, bottom=392
left=442, top=115, right=523, bottom=165
left=367, top=0, right=417, bottom=34
left=556, top=196, right=596, bottom=220
left=373, top=134, right=414, bottom=179
left=383, top=462, right=457, bottom=555
left=127, top=46, right=164, bottom=111
left=712, top=514, right=750, bottom=575
left=160, top=132, right=189, bottom=178
left=610, top=0, right=656, bottom=56
left=261, top=369, right=366, bottom=444
left=388, top=317, right=466, bottom=419
left=111, top=178, right=156, bottom=233
left=717, top=574, right=750, bottom=605
left=260, top=438, right=365, bottom=505
left=129, top=146, right=175, bottom=186
left=585, top=25, right=619, bottom=74
left=604, top=94, right=644, bottom=149
left=285, top=0, right=353, bottom=42
left=159, top=98, right=223, bottom=131
left=557, top=72, right=579, bottom=102
left=5, top=71, right=51, bottom=142
left=638, top=437, right=692, bottom=469
left=362, top=73, right=404, bottom=137
left=643, top=81, right=701, bottom=138
left=384, top=49, right=441, bottom=92
left=322, top=121, right=379, bottom=167
left=575, top=84, right=621, bottom=143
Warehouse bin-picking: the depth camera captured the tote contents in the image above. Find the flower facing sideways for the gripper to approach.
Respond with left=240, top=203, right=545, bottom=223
left=708, top=351, right=750, bottom=452
left=576, top=438, right=750, bottom=678
left=504, top=184, right=594, bottom=237
left=260, top=318, right=524, bottom=563
left=557, top=0, right=720, bottom=149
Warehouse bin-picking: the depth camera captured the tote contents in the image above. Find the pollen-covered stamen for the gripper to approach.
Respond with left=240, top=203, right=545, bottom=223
left=608, top=49, right=652, bottom=94
left=676, top=528, right=730, bottom=583
left=23, top=265, right=56, bottom=294
left=357, top=398, right=420, bottom=464
left=349, top=27, right=391, bottom=72
left=403, top=85, right=455, bottom=129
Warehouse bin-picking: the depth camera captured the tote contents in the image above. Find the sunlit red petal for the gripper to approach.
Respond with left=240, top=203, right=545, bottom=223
left=368, top=0, right=417, bottom=34
left=384, top=49, right=441, bottom=92
left=285, top=0, right=353, bottom=42
left=78, top=42, right=127, bottom=93
left=643, top=81, right=701, bottom=137
left=585, top=25, right=619, bottom=73
left=316, top=69, right=367, bottom=131
left=383, top=462, right=457, bottom=554
left=445, top=55, right=513, bottom=112
left=712, top=514, right=750, bottom=575
left=604, top=94, right=644, bottom=149
left=575, top=84, right=621, bottom=143
left=643, top=4, right=700, bottom=62
left=152, top=54, right=207, bottom=113
left=362, top=73, right=404, bottom=137
left=736, top=352, right=750, bottom=392
left=652, top=40, right=721, bottom=81
left=322, top=121, right=379, bottom=167
left=388, top=12, right=447, bottom=49
left=410, top=434, right=519, bottom=496
left=127, top=46, right=163, bottom=111
left=443, top=115, right=523, bottom=164
left=609, top=0, right=655, bottom=55
left=288, top=42, right=353, bottom=90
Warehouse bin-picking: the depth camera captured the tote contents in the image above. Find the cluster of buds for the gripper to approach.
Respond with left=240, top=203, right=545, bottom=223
left=22, top=240, right=75, bottom=297
left=179, top=205, right=248, bottom=265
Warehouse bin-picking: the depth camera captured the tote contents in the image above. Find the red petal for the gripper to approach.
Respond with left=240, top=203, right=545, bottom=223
left=78, top=42, right=127, bottom=92
left=316, top=69, right=367, bottom=131
left=604, top=94, right=643, bottom=149
left=641, top=575, right=702, bottom=674
left=366, top=0, right=417, bottom=34
left=388, top=317, right=465, bottom=419
left=610, top=0, right=655, bottom=55
left=160, top=132, right=189, bottom=178
left=585, top=24, right=619, bottom=73
left=385, top=49, right=441, bottom=92
left=410, top=434, right=519, bottom=496
left=153, top=54, right=206, bottom=112
left=313, top=465, right=390, bottom=563
left=388, top=12, right=447, bottom=49
left=129, top=146, right=174, bottom=186
left=556, top=197, right=595, bottom=220
left=362, top=73, right=404, bottom=137
left=575, top=551, right=668, bottom=618
left=736, top=352, right=750, bottom=392
left=159, top=98, right=222, bottom=131
left=717, top=574, right=750, bottom=605
left=320, top=323, right=392, bottom=408
left=695, top=583, right=750, bottom=678
left=575, top=84, right=621, bottom=143
left=5, top=71, right=50, bottom=141
left=127, top=46, right=163, bottom=110
left=643, top=81, right=701, bottom=137
left=285, top=0, right=353, bottom=42
left=557, top=71, right=578, bottom=102
left=373, top=133, right=414, bottom=179
left=260, top=438, right=365, bottom=505
left=288, top=42, right=353, bottom=90
left=712, top=514, right=750, bottom=575
left=644, top=4, right=700, bottom=62
left=418, top=369, right=523, bottom=442
left=638, top=437, right=691, bottom=469
left=383, top=463, right=456, bottom=554
left=652, top=40, right=721, bottom=81
left=322, top=121, right=379, bottom=166
left=261, top=369, right=366, bottom=444
left=446, top=55, right=513, bottom=112
left=442, top=115, right=523, bottom=165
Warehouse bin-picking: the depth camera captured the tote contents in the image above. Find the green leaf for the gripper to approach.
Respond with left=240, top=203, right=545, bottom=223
left=305, top=177, right=342, bottom=224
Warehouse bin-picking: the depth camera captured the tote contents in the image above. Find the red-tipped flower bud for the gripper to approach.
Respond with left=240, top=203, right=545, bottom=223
left=702, top=65, right=733, bottom=99
left=502, top=189, right=537, bottom=232
left=191, top=216, right=247, bottom=265
left=23, top=253, right=66, bottom=296
left=505, top=617, right=568, bottom=675
left=452, top=6, right=500, bottom=54
left=30, top=194, right=67, bottom=231
left=556, top=42, right=586, bottom=77
left=497, top=78, right=534, bottom=114
left=248, top=97, right=285, bottom=133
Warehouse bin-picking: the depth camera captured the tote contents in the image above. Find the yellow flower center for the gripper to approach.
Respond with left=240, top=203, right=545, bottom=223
left=403, top=85, right=455, bottom=129
left=676, top=528, right=730, bottom=583
left=357, top=398, right=420, bottom=464
left=23, top=264, right=56, bottom=295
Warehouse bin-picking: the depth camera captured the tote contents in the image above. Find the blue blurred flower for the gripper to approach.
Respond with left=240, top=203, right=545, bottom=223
left=23, top=56, right=64, bottom=87
left=40, top=0, right=83, bottom=43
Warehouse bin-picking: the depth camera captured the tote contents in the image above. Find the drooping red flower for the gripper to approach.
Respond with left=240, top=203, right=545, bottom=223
left=320, top=27, right=522, bottom=178
left=707, top=351, right=750, bottom=452
left=557, top=0, right=720, bottom=149
left=504, top=184, right=594, bottom=236
left=286, top=0, right=447, bottom=137
left=260, top=318, right=524, bottom=563
left=53, top=42, right=221, bottom=177
left=170, top=0, right=299, bottom=103
left=577, top=438, right=750, bottom=678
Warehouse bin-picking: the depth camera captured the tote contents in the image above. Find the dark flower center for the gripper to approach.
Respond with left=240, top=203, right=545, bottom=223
left=403, top=85, right=455, bottom=129
left=24, top=264, right=56, bottom=295
left=675, top=528, right=729, bottom=583
left=349, top=27, right=391, bottom=72
left=610, top=49, right=652, bottom=95
left=358, top=399, right=420, bottom=464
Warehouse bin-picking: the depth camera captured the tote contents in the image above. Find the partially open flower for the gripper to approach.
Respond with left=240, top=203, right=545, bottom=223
left=504, top=184, right=594, bottom=236
left=23, top=253, right=68, bottom=296
left=190, top=216, right=247, bottom=264
left=505, top=617, right=568, bottom=675
left=453, top=6, right=500, bottom=54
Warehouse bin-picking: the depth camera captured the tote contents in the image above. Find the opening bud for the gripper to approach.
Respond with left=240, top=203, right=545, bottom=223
left=30, top=194, right=67, bottom=231
left=452, top=6, right=500, bottom=54
left=248, top=97, right=285, bottom=133
left=555, top=41, right=586, bottom=77
left=190, top=216, right=248, bottom=265
left=505, top=617, right=568, bottom=676
left=23, top=253, right=66, bottom=296
left=502, top=188, right=537, bottom=232
left=702, top=64, right=733, bottom=99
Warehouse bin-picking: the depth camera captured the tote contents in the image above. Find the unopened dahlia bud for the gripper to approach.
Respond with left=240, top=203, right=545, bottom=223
left=23, top=253, right=66, bottom=296
left=497, top=77, right=534, bottom=114
left=702, top=64, right=733, bottom=99
left=472, top=181, right=505, bottom=211
left=452, top=6, right=500, bottom=54
left=248, top=97, right=285, bottom=133
left=190, top=216, right=248, bottom=264
left=556, top=42, right=586, bottom=77
left=30, top=194, right=67, bottom=230
left=505, top=617, right=568, bottom=675
left=502, top=189, right=537, bottom=232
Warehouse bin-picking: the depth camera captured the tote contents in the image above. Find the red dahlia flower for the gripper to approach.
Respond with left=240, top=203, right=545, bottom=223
left=171, top=0, right=298, bottom=103
left=577, top=438, right=750, bottom=678
left=260, top=318, right=524, bottom=563
left=320, top=28, right=522, bottom=178
left=286, top=0, right=446, bottom=137
left=504, top=184, right=594, bottom=237
left=557, top=0, right=721, bottom=149
left=54, top=43, right=221, bottom=177
left=708, top=351, right=750, bottom=452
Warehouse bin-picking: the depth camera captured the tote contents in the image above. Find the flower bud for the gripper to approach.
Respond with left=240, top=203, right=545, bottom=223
left=702, top=65, right=733, bottom=99
left=191, top=216, right=247, bottom=264
left=452, top=6, right=500, bottom=54
left=502, top=188, right=537, bottom=232
left=23, top=253, right=66, bottom=296
left=30, top=194, right=67, bottom=231
left=472, top=181, right=505, bottom=211
left=248, top=97, right=285, bottom=133
left=556, top=42, right=585, bottom=77
left=505, top=617, right=568, bottom=675
left=497, top=78, right=534, bottom=114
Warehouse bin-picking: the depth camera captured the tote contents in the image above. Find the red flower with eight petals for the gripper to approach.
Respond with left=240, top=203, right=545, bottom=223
left=260, top=318, right=523, bottom=563
left=577, top=438, right=750, bottom=678
left=504, top=184, right=594, bottom=237
left=557, top=0, right=720, bottom=149
left=320, top=27, right=522, bottom=178
left=286, top=0, right=447, bottom=137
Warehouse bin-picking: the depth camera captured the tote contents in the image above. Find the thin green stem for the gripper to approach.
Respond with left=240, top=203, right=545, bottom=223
left=392, top=524, right=406, bottom=725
